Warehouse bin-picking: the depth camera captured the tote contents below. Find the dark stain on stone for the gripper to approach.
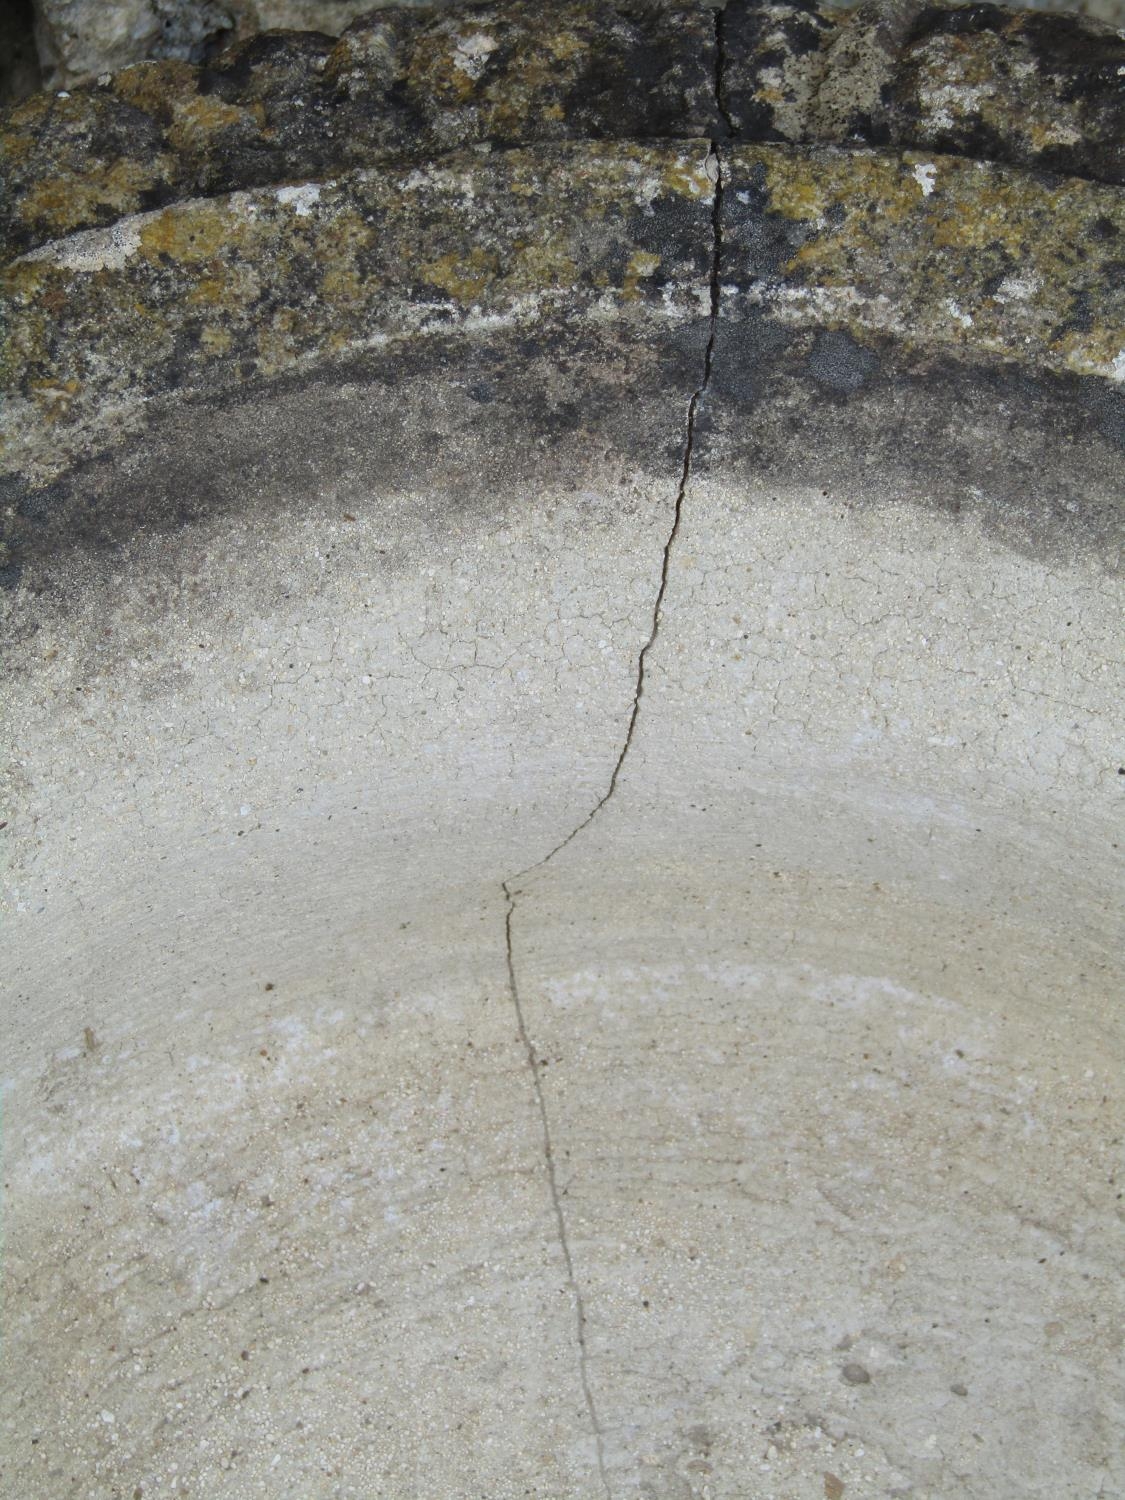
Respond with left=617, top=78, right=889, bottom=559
left=0, top=318, right=706, bottom=587
left=706, top=314, right=792, bottom=408
left=1082, top=383, right=1125, bottom=453
left=722, top=158, right=810, bottom=278
left=807, top=330, right=880, bottom=395
left=698, top=324, right=1124, bottom=572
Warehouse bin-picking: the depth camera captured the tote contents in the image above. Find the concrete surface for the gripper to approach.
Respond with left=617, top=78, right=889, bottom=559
left=1, top=6, right=1123, bottom=1499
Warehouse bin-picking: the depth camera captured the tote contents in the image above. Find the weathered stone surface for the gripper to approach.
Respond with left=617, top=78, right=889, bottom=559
left=720, top=143, right=1124, bottom=383
left=1, top=7, right=1123, bottom=1500
left=723, top=0, right=1125, bottom=182
left=5, top=0, right=1123, bottom=268
left=2, top=160, right=1121, bottom=1496
left=30, top=0, right=442, bottom=88
left=0, top=1, right=719, bottom=261
left=28, top=0, right=1125, bottom=95
left=0, top=142, right=713, bottom=494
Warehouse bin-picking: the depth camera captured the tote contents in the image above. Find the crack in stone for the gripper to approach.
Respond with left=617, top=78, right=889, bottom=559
left=501, top=880, right=612, bottom=1497
left=499, top=147, right=724, bottom=1497
left=506, top=137, right=725, bottom=888
left=494, top=24, right=730, bottom=1495
left=498, top=19, right=730, bottom=900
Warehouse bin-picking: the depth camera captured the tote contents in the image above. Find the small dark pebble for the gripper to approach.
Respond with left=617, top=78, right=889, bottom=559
left=951, top=1382, right=969, bottom=1396
left=841, top=1362, right=871, bottom=1385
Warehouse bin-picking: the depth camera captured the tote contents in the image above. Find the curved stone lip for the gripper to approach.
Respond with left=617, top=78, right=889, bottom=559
left=2, top=134, right=1121, bottom=594
left=3, top=139, right=1121, bottom=471
left=1, top=0, right=1121, bottom=268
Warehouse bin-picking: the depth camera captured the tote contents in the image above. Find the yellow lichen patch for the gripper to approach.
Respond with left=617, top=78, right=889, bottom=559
left=421, top=248, right=503, bottom=301
left=18, top=157, right=168, bottom=241
left=1055, top=325, right=1125, bottom=384
left=547, top=27, right=587, bottom=62
left=1, top=259, right=51, bottom=304
left=320, top=262, right=364, bottom=304
left=199, top=325, right=233, bottom=355
left=762, top=149, right=921, bottom=229
left=167, top=95, right=252, bottom=155
left=730, top=143, right=1125, bottom=382
left=623, top=250, right=661, bottom=302
left=408, top=37, right=480, bottom=105
left=2, top=91, right=54, bottom=141
left=508, top=51, right=560, bottom=96
left=509, top=239, right=578, bottom=293
left=138, top=203, right=239, bottom=263
left=926, top=170, right=1092, bottom=255
left=111, top=59, right=199, bottom=117
left=661, top=156, right=713, bottom=200
left=316, top=210, right=373, bottom=305
left=187, top=275, right=229, bottom=307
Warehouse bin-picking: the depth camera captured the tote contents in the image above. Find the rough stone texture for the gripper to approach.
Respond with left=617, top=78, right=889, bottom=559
left=30, top=0, right=444, bottom=89
left=722, top=0, right=1125, bottom=183
left=4, top=138, right=1122, bottom=599
left=4, top=0, right=1123, bottom=266
left=0, top=140, right=715, bottom=541
left=720, top=144, right=1124, bottom=383
left=0, top=1, right=720, bottom=262
left=1, top=5, right=1123, bottom=1500
left=26, top=0, right=1125, bottom=93
left=2, top=270, right=1121, bottom=1500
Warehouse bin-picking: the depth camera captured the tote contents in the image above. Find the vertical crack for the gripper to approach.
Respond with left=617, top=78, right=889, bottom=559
left=506, top=134, right=725, bottom=888
left=498, top=18, right=729, bottom=1495
left=502, top=880, right=612, bottom=1497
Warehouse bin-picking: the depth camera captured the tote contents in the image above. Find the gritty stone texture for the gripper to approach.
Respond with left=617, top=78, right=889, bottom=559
left=723, top=0, right=1125, bottom=183
left=0, top=139, right=715, bottom=528
left=4, top=0, right=1123, bottom=265
left=719, top=143, right=1125, bottom=384
left=3, top=309, right=1122, bottom=1497
left=3, top=138, right=1120, bottom=556
left=31, top=0, right=443, bottom=88
left=27, top=0, right=1125, bottom=94
left=1, top=5, right=1122, bottom=1499
left=0, top=2, right=719, bottom=261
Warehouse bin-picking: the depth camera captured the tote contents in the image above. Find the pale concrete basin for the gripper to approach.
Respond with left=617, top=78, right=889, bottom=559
left=1, top=5, right=1122, bottom=1497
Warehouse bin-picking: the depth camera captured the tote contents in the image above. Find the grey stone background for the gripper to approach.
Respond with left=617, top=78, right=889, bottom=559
left=3, top=0, right=1124, bottom=103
